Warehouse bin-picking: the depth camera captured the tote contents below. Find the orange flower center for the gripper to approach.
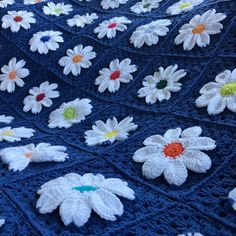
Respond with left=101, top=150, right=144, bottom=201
left=163, top=142, right=185, bottom=159
left=72, top=55, right=83, bottom=63
left=8, top=71, right=17, bottom=80
left=110, top=70, right=121, bottom=80
left=24, top=152, right=33, bottom=158
left=192, top=24, right=205, bottom=34
left=13, top=16, right=23, bottom=22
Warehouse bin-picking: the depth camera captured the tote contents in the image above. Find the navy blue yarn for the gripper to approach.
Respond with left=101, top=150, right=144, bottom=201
left=0, top=0, right=235, bottom=235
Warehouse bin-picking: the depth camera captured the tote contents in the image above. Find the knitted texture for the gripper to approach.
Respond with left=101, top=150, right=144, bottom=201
left=0, top=0, right=235, bottom=235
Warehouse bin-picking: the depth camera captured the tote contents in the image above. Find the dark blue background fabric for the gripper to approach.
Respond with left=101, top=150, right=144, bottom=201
left=0, top=0, right=236, bottom=235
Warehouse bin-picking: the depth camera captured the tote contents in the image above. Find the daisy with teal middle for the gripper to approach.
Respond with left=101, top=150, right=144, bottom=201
left=85, top=117, right=138, bottom=146
left=29, top=30, right=64, bottom=54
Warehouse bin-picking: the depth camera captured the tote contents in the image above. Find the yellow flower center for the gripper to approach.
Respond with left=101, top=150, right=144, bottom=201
left=2, top=131, right=14, bottom=136
left=24, top=152, right=33, bottom=158
left=179, top=2, right=192, bottom=9
left=8, top=71, right=17, bottom=80
left=220, top=82, right=236, bottom=96
left=105, top=130, right=118, bottom=139
left=72, top=55, right=84, bottom=63
left=192, top=24, right=206, bottom=34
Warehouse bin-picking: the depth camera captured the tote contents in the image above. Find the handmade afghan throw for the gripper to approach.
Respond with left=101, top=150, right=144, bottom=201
left=0, top=0, right=235, bottom=235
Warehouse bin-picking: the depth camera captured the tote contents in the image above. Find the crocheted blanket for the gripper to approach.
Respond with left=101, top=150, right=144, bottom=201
left=0, top=0, right=235, bottom=235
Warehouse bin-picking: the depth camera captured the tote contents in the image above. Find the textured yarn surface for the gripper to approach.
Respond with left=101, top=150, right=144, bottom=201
left=0, top=0, right=236, bottom=235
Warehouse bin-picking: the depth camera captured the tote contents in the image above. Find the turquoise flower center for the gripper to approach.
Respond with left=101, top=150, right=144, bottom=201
left=72, top=185, right=98, bottom=193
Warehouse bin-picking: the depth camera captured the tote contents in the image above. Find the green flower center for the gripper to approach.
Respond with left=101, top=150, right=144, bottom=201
left=143, top=3, right=151, bottom=8
left=156, top=80, right=168, bottom=89
left=220, top=82, right=236, bottom=96
left=63, top=107, right=77, bottom=120
left=72, top=185, right=98, bottom=193
left=54, top=8, right=62, bottom=13
left=179, top=2, right=192, bottom=9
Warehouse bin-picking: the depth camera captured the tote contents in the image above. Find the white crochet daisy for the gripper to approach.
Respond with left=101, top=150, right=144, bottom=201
left=48, top=98, right=93, bottom=129
left=175, top=9, right=227, bottom=51
left=94, top=16, right=131, bottom=39
left=178, top=233, right=203, bottom=236
left=0, top=115, right=14, bottom=124
left=0, top=219, right=5, bottom=227
left=133, top=126, right=216, bottom=186
left=196, top=68, right=236, bottom=115
left=130, top=19, right=171, bottom=48
left=95, top=58, right=137, bottom=93
left=1, top=11, right=36, bottom=33
left=59, top=44, right=96, bottom=76
left=43, top=2, right=73, bottom=16
left=138, top=65, right=187, bottom=104
left=67, top=13, right=98, bottom=28
left=85, top=116, right=138, bottom=146
left=23, top=81, right=59, bottom=114
left=29, top=30, right=64, bottom=54
left=0, top=58, right=29, bottom=93
left=0, top=126, right=35, bottom=142
left=0, top=0, right=14, bottom=8
left=24, top=0, right=46, bottom=4
left=166, top=0, right=204, bottom=15
left=130, top=0, right=162, bottom=14
left=101, top=0, right=128, bottom=10
left=229, top=188, right=236, bottom=211
left=36, top=173, right=135, bottom=227
left=0, top=143, right=68, bottom=171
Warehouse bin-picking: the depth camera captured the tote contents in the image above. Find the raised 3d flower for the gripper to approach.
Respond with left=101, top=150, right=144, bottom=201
left=94, top=16, right=131, bottom=39
left=36, top=173, right=135, bottom=227
left=138, top=65, right=187, bottom=104
left=0, top=115, right=14, bottom=124
left=101, top=0, right=128, bottom=10
left=166, top=0, right=204, bottom=15
left=175, top=9, right=227, bottom=51
left=130, top=0, right=162, bottom=14
left=24, top=0, right=46, bottom=4
left=23, top=81, right=59, bottom=114
left=0, top=0, right=14, bottom=8
left=85, top=116, right=138, bottom=146
left=29, top=30, right=64, bottom=54
left=59, top=44, right=96, bottom=76
left=0, top=58, right=30, bottom=93
left=1, top=11, right=36, bottom=32
left=67, top=13, right=98, bottom=28
left=43, top=2, right=73, bottom=16
left=0, top=143, right=68, bottom=171
left=95, top=58, right=137, bottom=93
left=0, top=126, right=35, bottom=142
left=48, top=98, right=93, bottom=128
left=130, top=19, right=172, bottom=48
left=133, top=126, right=216, bottom=186
left=196, top=68, right=236, bottom=115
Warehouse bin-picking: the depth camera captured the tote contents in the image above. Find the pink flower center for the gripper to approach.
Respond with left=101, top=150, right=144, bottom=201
left=108, top=22, right=117, bottom=28
left=8, top=71, right=17, bottom=80
left=163, top=142, right=185, bottom=159
left=36, top=93, right=45, bottom=102
left=109, top=70, right=121, bottom=80
left=13, top=16, right=23, bottom=22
